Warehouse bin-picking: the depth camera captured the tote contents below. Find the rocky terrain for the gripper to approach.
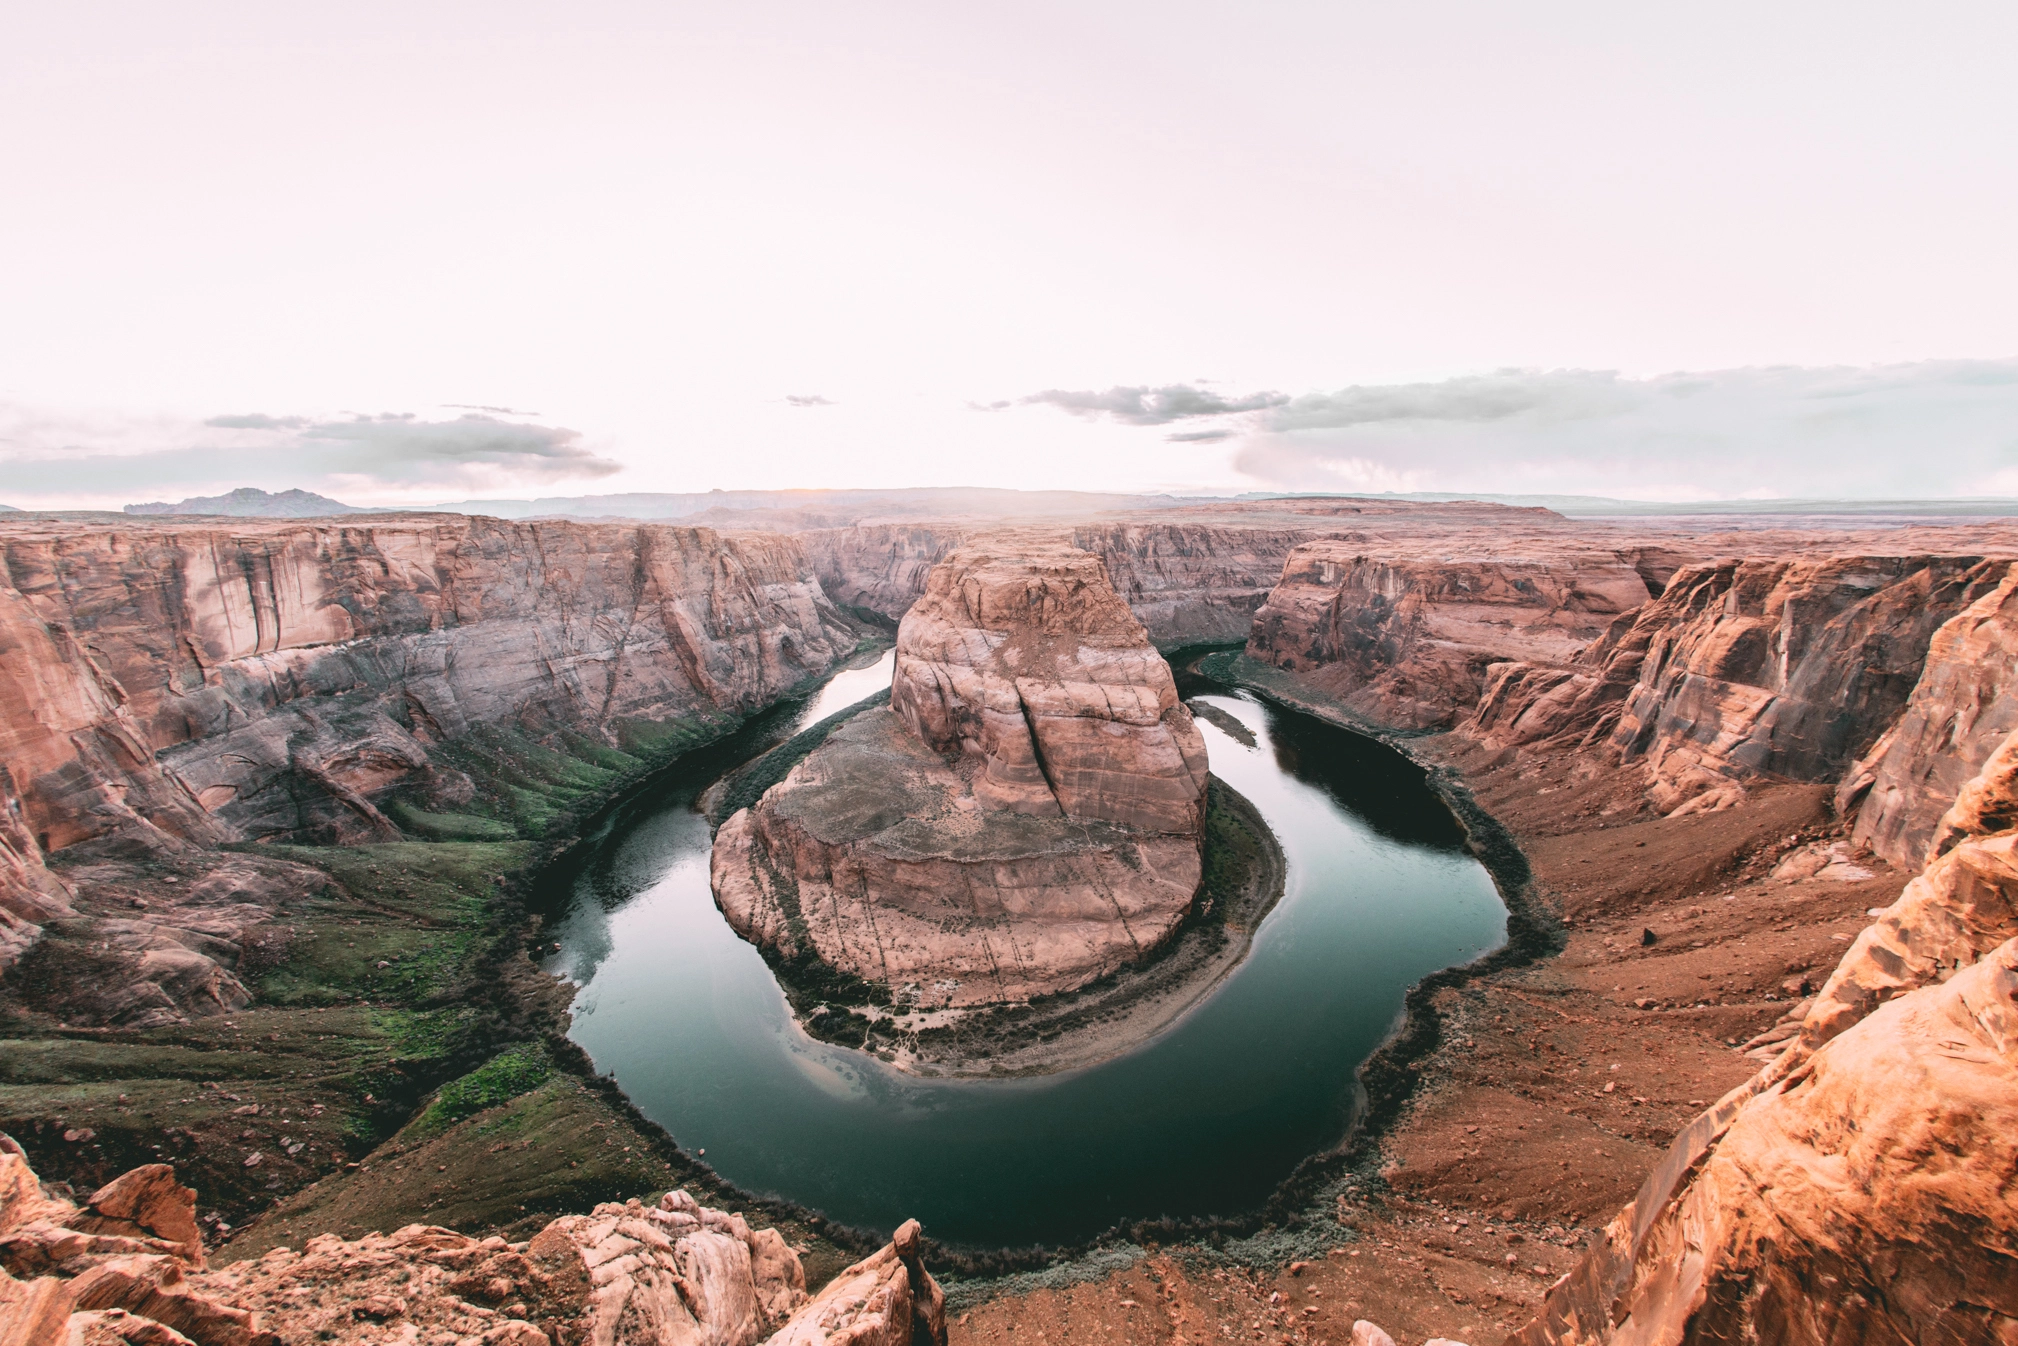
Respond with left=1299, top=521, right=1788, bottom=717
left=0, top=1145, right=946, bottom=1346
left=711, top=542, right=1211, bottom=1012
left=0, top=514, right=868, bottom=1014
left=9, top=499, right=2018, bottom=1346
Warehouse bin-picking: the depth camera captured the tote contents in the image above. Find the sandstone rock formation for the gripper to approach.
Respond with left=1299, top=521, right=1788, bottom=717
left=1843, top=564, right=2018, bottom=866
left=765, top=1219, right=944, bottom=1346
left=713, top=544, right=1208, bottom=1007
left=1453, top=554, right=2009, bottom=813
left=889, top=545, right=1207, bottom=831
left=0, top=514, right=862, bottom=965
left=0, top=1145, right=942, bottom=1346
left=1245, top=539, right=1654, bottom=730
left=1513, top=711, right=2018, bottom=1344
left=802, top=496, right=1597, bottom=651
left=1512, top=935, right=2018, bottom=1344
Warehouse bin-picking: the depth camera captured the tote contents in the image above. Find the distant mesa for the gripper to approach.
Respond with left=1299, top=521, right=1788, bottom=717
left=124, top=486, right=371, bottom=517
left=0, top=502, right=18, bottom=512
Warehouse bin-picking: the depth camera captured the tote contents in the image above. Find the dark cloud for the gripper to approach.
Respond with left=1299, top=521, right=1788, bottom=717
left=785, top=394, right=835, bottom=407
left=1166, top=428, right=1235, bottom=442
left=1023, top=384, right=1289, bottom=426
left=205, top=413, right=309, bottom=430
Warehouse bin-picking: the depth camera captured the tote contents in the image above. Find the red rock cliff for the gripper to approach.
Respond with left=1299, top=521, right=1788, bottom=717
left=0, top=514, right=858, bottom=907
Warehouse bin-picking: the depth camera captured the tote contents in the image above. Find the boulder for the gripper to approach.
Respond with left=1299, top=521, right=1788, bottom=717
left=764, top=1220, right=945, bottom=1346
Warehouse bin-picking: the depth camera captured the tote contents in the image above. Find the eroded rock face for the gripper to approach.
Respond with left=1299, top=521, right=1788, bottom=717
left=1245, top=541, right=1652, bottom=730
left=1842, top=565, right=2018, bottom=866
left=765, top=1219, right=944, bottom=1346
left=714, top=545, right=1207, bottom=1007
left=0, top=514, right=860, bottom=965
left=1462, top=554, right=2006, bottom=813
left=889, top=544, right=1207, bottom=832
left=0, top=1145, right=913, bottom=1346
left=1513, top=937, right=2018, bottom=1345
left=1514, top=722, right=2018, bottom=1345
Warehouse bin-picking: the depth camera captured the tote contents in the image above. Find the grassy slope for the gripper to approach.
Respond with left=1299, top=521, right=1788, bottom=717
left=0, top=646, right=892, bottom=1273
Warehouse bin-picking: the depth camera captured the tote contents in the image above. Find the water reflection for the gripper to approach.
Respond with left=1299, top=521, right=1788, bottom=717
left=542, top=664, right=1505, bottom=1249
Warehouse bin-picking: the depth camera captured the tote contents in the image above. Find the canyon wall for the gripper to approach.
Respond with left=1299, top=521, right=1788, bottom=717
left=0, top=514, right=860, bottom=909
left=1840, top=566, right=2018, bottom=866
left=803, top=500, right=1590, bottom=651
left=1251, top=540, right=2012, bottom=815
left=1245, top=538, right=1655, bottom=730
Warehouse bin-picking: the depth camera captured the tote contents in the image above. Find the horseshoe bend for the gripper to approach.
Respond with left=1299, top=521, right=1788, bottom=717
left=4, top=496, right=2018, bottom=1344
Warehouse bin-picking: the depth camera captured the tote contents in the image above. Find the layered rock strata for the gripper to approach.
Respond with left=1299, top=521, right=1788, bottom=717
left=1245, top=539, right=1656, bottom=730
left=1453, top=554, right=2009, bottom=812
left=0, top=514, right=860, bottom=957
left=801, top=497, right=1600, bottom=650
left=1841, top=565, right=2018, bottom=866
left=713, top=544, right=1208, bottom=1007
left=0, top=1146, right=943, bottom=1346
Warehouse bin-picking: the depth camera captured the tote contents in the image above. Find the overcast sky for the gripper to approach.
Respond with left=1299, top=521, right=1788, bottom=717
left=4, top=2, right=2017, bottom=508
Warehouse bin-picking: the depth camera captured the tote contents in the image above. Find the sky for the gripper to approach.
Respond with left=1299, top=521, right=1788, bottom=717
left=3, top=2, right=2017, bottom=509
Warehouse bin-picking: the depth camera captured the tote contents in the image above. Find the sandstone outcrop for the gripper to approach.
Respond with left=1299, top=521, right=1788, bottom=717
left=1245, top=539, right=1653, bottom=730
left=765, top=1219, right=944, bottom=1346
left=1842, top=564, right=2018, bottom=866
left=1456, top=554, right=2010, bottom=814
left=0, top=1145, right=942, bottom=1346
left=713, top=544, right=1208, bottom=1007
left=0, top=514, right=862, bottom=967
left=1514, top=713, right=2018, bottom=1344
left=1512, top=935, right=2018, bottom=1344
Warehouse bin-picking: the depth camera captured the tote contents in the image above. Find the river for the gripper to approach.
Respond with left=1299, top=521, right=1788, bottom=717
left=541, top=650, right=1505, bottom=1248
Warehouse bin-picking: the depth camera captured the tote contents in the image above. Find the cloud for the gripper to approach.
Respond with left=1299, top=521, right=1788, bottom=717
left=0, top=406, right=621, bottom=506
left=1165, top=428, right=1235, bottom=442
left=205, top=412, right=308, bottom=430
left=1231, top=360, right=2018, bottom=499
left=1023, top=383, right=1290, bottom=426
left=295, top=413, right=618, bottom=480
left=785, top=394, right=835, bottom=407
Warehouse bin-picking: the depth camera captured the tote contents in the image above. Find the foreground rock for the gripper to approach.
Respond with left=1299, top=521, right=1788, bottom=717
left=1511, top=726, right=2018, bottom=1344
left=0, top=1145, right=944, bottom=1346
left=713, top=543, right=1208, bottom=1008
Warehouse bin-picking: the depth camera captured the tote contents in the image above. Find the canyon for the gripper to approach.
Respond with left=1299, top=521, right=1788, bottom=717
left=6, top=498, right=2018, bottom=1346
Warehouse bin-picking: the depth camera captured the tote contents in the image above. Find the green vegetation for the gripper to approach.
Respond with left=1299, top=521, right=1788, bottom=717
left=703, top=689, right=891, bottom=825
left=0, top=669, right=892, bottom=1272
left=408, top=1043, right=552, bottom=1139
